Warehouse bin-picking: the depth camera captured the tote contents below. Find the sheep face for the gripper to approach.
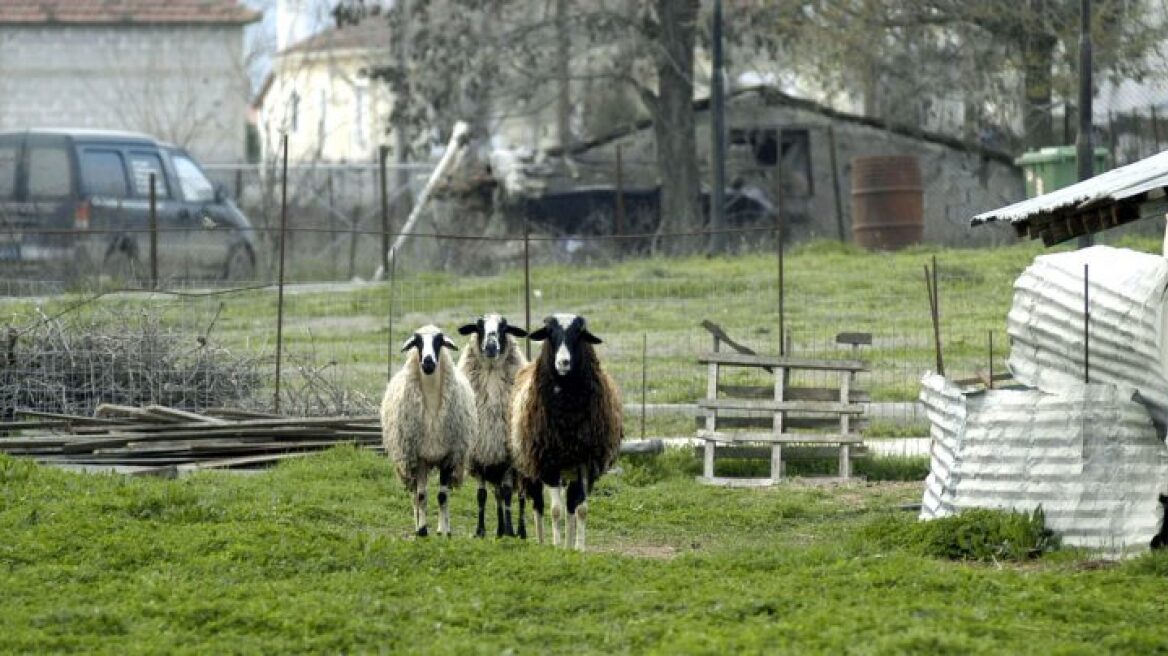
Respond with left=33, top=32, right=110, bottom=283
left=458, top=313, right=527, bottom=360
left=528, top=313, right=602, bottom=377
left=401, top=325, right=457, bottom=376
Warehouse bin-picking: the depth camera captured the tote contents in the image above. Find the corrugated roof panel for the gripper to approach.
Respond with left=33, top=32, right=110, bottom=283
left=972, top=150, right=1168, bottom=225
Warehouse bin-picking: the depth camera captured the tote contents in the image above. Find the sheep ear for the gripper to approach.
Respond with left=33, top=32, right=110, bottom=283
left=505, top=324, right=528, bottom=338
left=442, top=336, right=459, bottom=351
left=528, top=327, right=548, bottom=341
left=457, top=323, right=478, bottom=335
left=581, top=329, right=602, bottom=345
left=400, top=335, right=419, bottom=352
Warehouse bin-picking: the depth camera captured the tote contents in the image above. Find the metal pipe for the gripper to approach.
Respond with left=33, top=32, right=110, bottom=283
left=1084, top=263, right=1090, bottom=383
left=274, top=133, right=289, bottom=413
left=1076, top=0, right=1095, bottom=248
left=708, top=0, right=727, bottom=255
left=148, top=173, right=158, bottom=291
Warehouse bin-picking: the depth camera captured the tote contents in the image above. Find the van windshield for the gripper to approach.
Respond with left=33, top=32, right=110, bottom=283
left=172, top=153, right=215, bottom=203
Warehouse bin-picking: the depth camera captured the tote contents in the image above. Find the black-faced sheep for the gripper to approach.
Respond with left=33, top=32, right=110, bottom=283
left=509, top=313, right=622, bottom=550
left=456, top=313, right=528, bottom=538
left=380, top=324, right=476, bottom=537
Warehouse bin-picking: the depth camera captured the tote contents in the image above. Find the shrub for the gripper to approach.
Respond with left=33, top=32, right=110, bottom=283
left=857, top=506, right=1060, bottom=562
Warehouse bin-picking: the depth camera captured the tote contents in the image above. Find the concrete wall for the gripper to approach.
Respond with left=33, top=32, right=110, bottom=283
left=0, top=25, right=250, bottom=164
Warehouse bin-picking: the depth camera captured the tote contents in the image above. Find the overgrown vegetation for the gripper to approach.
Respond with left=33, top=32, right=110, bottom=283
left=857, top=507, right=1060, bottom=562
left=2, top=447, right=1167, bottom=653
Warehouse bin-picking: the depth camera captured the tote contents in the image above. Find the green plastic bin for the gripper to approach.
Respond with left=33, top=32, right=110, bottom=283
left=1015, top=146, right=1111, bottom=198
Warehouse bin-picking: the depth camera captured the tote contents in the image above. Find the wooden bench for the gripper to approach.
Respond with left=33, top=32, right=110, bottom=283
left=696, top=325, right=870, bottom=486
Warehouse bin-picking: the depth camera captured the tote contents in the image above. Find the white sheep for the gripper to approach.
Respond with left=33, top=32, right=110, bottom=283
left=509, top=314, right=623, bottom=551
left=380, top=324, right=476, bottom=537
left=456, top=313, right=529, bottom=538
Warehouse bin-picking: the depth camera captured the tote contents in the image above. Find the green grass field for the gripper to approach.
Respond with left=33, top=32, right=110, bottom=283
left=3, top=447, right=1167, bottom=654
left=5, top=237, right=1168, bottom=653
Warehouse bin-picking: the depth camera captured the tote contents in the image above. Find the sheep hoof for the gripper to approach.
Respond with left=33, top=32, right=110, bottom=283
left=517, top=525, right=527, bottom=540
left=415, top=526, right=429, bottom=538
left=474, top=526, right=485, bottom=538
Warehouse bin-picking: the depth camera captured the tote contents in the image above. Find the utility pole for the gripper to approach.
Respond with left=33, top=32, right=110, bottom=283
left=708, top=0, right=727, bottom=255
left=1076, top=0, right=1094, bottom=248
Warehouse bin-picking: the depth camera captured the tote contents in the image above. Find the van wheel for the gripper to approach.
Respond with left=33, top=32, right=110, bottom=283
left=103, top=246, right=143, bottom=287
left=222, top=244, right=255, bottom=281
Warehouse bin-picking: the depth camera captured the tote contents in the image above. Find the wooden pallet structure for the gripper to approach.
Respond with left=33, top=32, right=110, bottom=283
left=696, top=321, right=871, bottom=486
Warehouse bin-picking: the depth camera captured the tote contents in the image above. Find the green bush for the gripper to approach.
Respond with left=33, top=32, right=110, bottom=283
left=857, top=507, right=1059, bottom=562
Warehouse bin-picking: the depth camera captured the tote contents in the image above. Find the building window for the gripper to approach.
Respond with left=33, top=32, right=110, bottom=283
left=729, top=128, right=813, bottom=197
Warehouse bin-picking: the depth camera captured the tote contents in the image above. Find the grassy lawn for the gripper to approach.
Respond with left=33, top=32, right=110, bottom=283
left=3, top=447, right=1167, bottom=654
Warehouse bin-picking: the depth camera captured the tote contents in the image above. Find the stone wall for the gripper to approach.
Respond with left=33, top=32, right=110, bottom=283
left=0, top=25, right=249, bottom=164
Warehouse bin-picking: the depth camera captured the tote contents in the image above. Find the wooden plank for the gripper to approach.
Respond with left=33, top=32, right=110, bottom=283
left=14, top=410, right=124, bottom=425
left=143, top=405, right=229, bottom=425
left=693, top=445, right=870, bottom=460
left=698, top=430, right=864, bottom=444
left=835, top=332, right=873, bottom=346
left=619, top=439, right=664, bottom=455
left=718, top=384, right=872, bottom=402
left=697, top=476, right=778, bottom=488
left=699, top=398, right=864, bottom=414
left=699, top=319, right=773, bottom=373
left=698, top=352, right=867, bottom=371
left=697, top=415, right=869, bottom=431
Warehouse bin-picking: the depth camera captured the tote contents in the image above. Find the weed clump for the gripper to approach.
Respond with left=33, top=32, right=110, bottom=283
left=858, top=506, right=1059, bottom=562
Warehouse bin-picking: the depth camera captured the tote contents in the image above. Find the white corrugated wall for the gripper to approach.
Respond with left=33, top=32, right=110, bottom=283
left=919, top=376, right=1168, bottom=554
left=1007, top=245, right=1168, bottom=432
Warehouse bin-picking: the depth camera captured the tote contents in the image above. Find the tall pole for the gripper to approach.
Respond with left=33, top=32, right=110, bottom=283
left=379, top=145, right=390, bottom=281
left=708, top=0, right=727, bottom=255
left=274, top=132, right=289, bottom=413
left=1076, top=0, right=1095, bottom=249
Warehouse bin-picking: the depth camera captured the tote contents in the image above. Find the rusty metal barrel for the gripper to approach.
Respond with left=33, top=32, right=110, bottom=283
left=850, top=155, right=924, bottom=250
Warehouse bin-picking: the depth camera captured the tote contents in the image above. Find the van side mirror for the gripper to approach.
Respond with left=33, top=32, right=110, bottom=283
left=214, top=182, right=229, bottom=204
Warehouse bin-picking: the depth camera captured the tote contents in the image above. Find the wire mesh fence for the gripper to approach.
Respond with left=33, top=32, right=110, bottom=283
left=0, top=219, right=1033, bottom=437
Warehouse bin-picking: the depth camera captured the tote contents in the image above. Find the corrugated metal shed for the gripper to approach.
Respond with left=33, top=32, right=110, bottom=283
left=919, top=374, right=1168, bottom=553
left=1006, top=245, right=1168, bottom=433
left=971, top=150, right=1168, bottom=245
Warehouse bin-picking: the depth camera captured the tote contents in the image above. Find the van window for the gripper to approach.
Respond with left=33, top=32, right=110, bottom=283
left=172, top=154, right=215, bottom=203
left=81, top=150, right=129, bottom=197
left=129, top=152, right=170, bottom=199
left=28, top=146, right=71, bottom=198
left=0, top=144, right=16, bottom=199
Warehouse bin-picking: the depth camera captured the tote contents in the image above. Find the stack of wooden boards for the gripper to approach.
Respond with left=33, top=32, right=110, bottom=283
left=0, top=404, right=663, bottom=477
left=0, top=404, right=382, bottom=476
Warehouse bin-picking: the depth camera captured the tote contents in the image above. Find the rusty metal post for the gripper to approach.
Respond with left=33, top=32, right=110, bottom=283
left=388, top=247, right=396, bottom=380
left=524, top=222, right=532, bottom=360
left=932, top=255, right=943, bottom=376
left=985, top=326, right=995, bottom=387
left=615, top=145, right=625, bottom=244
left=827, top=125, right=846, bottom=242
left=379, top=145, right=390, bottom=279
left=274, top=133, right=289, bottom=413
left=148, top=173, right=158, bottom=291
left=641, top=332, right=647, bottom=440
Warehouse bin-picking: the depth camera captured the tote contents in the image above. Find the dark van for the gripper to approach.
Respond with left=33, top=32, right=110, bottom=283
left=0, top=129, right=257, bottom=283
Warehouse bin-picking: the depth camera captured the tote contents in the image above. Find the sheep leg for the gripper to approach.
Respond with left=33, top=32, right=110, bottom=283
left=474, top=480, right=487, bottom=538
left=414, top=465, right=429, bottom=538
left=526, top=478, right=545, bottom=543
left=438, top=465, right=454, bottom=537
left=500, top=475, right=515, bottom=538
left=516, top=483, right=527, bottom=539
left=567, top=472, right=588, bottom=552
left=550, top=480, right=565, bottom=548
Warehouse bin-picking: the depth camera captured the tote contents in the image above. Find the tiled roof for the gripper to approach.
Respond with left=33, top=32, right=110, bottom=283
left=0, top=1, right=261, bottom=26
left=280, top=19, right=391, bottom=55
